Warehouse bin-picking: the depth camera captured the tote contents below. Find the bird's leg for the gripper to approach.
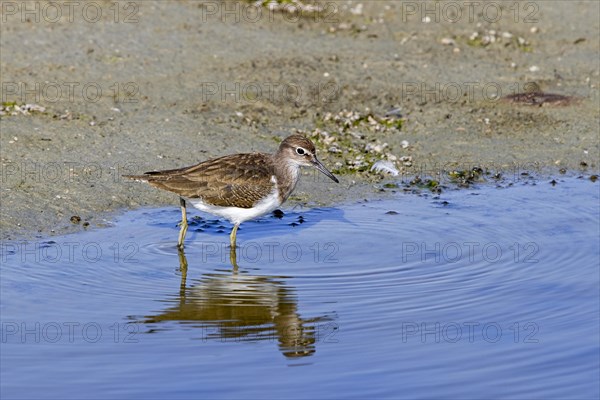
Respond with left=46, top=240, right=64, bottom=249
left=229, top=224, right=240, bottom=269
left=229, top=245, right=239, bottom=270
left=177, top=247, right=188, bottom=298
left=230, top=223, right=240, bottom=249
left=177, top=197, right=188, bottom=250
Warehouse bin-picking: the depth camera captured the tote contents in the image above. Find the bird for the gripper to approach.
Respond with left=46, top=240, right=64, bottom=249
left=124, top=134, right=339, bottom=250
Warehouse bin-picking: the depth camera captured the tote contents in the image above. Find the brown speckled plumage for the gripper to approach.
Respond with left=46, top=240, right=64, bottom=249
left=126, top=153, right=277, bottom=208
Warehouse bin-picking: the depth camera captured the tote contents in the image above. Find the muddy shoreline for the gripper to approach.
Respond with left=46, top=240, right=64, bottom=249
left=1, top=1, right=598, bottom=240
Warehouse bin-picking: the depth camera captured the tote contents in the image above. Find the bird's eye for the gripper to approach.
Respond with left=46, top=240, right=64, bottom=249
left=296, top=147, right=305, bottom=155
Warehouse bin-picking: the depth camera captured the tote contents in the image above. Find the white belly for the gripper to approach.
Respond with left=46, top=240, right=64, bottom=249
left=187, top=188, right=281, bottom=225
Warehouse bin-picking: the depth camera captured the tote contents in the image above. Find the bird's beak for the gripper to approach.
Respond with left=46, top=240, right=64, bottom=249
left=313, top=158, right=339, bottom=183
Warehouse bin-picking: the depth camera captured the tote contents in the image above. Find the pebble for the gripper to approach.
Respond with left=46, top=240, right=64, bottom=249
left=350, top=3, right=363, bottom=15
left=399, top=156, right=413, bottom=166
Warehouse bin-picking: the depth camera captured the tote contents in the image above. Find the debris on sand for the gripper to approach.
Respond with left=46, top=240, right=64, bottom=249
left=1, top=103, right=46, bottom=116
left=253, top=0, right=334, bottom=16
left=293, top=109, right=409, bottom=177
left=371, top=160, right=399, bottom=176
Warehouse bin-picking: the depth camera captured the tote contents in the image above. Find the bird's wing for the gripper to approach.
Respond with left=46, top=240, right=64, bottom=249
left=130, top=153, right=277, bottom=208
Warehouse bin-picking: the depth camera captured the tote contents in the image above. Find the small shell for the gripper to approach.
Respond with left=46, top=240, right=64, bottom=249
left=365, top=142, right=387, bottom=153
left=24, top=104, right=45, bottom=113
left=370, top=160, right=399, bottom=176
left=399, top=156, right=413, bottom=167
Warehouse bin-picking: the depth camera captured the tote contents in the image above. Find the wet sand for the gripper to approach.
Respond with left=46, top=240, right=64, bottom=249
left=1, top=1, right=598, bottom=239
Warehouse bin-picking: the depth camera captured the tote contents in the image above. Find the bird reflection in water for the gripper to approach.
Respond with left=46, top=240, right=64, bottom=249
left=139, top=247, right=336, bottom=358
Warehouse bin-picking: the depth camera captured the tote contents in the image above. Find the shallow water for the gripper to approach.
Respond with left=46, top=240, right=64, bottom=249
left=1, top=177, right=599, bottom=399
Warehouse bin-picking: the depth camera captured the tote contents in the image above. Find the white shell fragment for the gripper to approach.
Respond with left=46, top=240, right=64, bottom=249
left=370, top=160, right=399, bottom=176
